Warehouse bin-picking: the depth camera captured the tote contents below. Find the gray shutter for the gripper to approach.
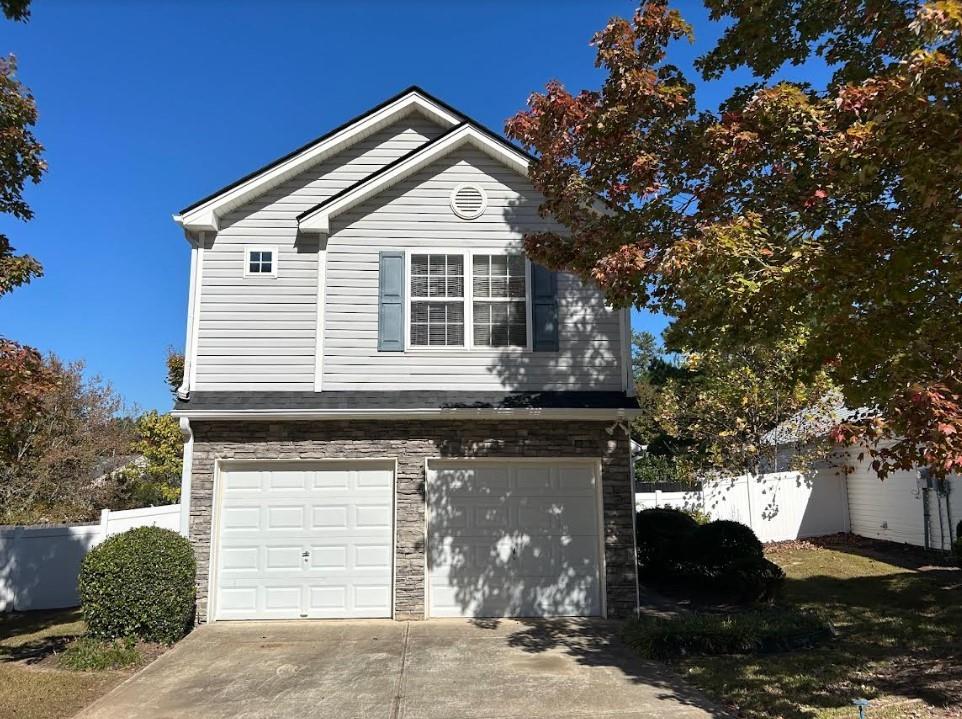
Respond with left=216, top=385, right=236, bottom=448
left=531, top=263, right=559, bottom=352
left=378, top=251, right=404, bottom=351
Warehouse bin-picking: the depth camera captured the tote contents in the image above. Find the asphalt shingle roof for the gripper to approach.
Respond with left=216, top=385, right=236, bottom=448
left=174, top=390, right=638, bottom=412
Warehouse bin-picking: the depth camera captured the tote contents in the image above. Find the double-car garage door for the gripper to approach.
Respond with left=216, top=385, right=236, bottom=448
left=212, top=460, right=602, bottom=620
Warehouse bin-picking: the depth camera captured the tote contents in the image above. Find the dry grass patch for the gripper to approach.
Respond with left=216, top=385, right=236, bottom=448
left=0, top=608, right=163, bottom=719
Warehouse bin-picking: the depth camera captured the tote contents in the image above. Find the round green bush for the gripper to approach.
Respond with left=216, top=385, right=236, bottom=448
left=713, top=556, right=786, bottom=602
left=687, top=519, right=763, bottom=569
left=78, top=526, right=195, bottom=644
left=636, top=507, right=698, bottom=571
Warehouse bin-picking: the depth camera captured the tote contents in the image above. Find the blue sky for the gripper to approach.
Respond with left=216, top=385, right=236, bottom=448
left=0, top=1, right=823, bottom=412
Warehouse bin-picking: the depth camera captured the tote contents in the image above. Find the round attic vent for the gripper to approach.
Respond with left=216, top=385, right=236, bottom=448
left=450, top=184, right=487, bottom=220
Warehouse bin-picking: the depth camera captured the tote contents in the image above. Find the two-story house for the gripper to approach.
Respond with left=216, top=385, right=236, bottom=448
left=171, top=88, right=639, bottom=623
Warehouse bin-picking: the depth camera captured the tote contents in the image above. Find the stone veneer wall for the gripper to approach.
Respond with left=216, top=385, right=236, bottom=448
left=188, top=420, right=635, bottom=621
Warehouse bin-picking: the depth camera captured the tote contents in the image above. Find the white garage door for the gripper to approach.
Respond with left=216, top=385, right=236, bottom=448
left=213, top=462, right=393, bottom=620
left=426, top=460, right=602, bottom=618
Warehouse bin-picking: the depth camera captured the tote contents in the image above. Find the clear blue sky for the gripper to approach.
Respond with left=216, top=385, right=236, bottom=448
left=0, top=1, right=825, bottom=412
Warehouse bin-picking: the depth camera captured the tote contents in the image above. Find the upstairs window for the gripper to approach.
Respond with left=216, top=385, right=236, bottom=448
left=472, top=254, right=527, bottom=347
left=410, top=254, right=464, bottom=346
left=245, top=247, right=277, bottom=277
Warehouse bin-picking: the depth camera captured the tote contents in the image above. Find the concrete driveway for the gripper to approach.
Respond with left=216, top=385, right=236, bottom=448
left=75, top=619, right=726, bottom=719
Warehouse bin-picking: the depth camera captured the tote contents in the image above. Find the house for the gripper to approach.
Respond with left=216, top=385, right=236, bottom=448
left=170, top=87, right=640, bottom=623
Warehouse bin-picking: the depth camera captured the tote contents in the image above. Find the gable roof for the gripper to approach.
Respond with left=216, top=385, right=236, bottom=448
left=173, top=86, right=532, bottom=234
left=297, top=123, right=532, bottom=234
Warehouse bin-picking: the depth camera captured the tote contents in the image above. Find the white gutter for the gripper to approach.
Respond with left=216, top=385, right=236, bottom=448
left=178, top=417, right=193, bottom=538
left=171, top=407, right=642, bottom=422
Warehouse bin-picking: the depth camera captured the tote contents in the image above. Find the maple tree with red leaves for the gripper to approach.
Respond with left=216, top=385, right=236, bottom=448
left=507, top=0, right=962, bottom=478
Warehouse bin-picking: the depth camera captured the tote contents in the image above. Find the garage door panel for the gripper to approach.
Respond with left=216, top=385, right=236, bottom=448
left=427, top=461, right=602, bottom=618
left=215, top=463, right=394, bottom=621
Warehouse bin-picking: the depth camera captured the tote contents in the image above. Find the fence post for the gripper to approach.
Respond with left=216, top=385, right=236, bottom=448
left=655, top=489, right=662, bottom=507
left=99, top=508, right=110, bottom=540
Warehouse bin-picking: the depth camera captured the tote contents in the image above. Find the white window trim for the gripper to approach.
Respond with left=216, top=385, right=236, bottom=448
left=243, top=245, right=279, bottom=278
left=404, top=248, right=468, bottom=351
left=403, top=249, right=533, bottom=353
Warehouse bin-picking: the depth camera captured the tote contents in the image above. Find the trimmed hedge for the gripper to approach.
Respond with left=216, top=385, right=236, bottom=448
left=636, top=507, right=698, bottom=569
left=622, top=608, right=833, bottom=662
left=78, top=526, right=195, bottom=644
left=636, top=509, right=784, bottom=602
left=687, top=519, right=763, bottom=567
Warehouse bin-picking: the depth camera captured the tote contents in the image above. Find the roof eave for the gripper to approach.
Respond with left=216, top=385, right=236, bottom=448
left=173, top=88, right=466, bottom=232
left=298, top=124, right=531, bottom=235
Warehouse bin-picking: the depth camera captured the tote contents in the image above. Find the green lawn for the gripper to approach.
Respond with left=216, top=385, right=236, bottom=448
left=0, top=609, right=131, bottom=719
left=672, top=540, right=962, bottom=719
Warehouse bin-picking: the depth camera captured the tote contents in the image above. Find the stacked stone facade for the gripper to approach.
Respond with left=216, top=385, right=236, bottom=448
left=188, top=420, right=636, bottom=621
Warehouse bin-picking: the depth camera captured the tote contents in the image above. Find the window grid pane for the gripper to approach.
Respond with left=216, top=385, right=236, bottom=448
left=411, top=301, right=464, bottom=346
left=471, top=254, right=527, bottom=348
left=247, top=250, right=273, bottom=274
left=411, top=253, right=464, bottom=299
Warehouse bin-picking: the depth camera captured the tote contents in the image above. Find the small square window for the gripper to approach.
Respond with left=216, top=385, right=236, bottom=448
left=244, top=247, right=277, bottom=277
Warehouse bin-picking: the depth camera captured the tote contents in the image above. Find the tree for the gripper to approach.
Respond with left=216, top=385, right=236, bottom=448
left=119, top=410, right=183, bottom=506
left=653, top=339, right=840, bottom=480
left=506, top=0, right=962, bottom=478
left=0, top=54, right=45, bottom=297
left=0, top=354, right=133, bottom=523
left=165, top=347, right=184, bottom=398
left=1, top=0, right=31, bottom=21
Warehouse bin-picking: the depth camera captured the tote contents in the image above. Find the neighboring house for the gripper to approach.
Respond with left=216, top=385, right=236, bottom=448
left=171, top=87, right=639, bottom=623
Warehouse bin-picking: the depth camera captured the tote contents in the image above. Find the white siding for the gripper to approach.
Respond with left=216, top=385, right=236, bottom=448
left=844, top=447, right=960, bottom=550
left=193, top=114, right=447, bottom=391
left=323, top=147, right=624, bottom=391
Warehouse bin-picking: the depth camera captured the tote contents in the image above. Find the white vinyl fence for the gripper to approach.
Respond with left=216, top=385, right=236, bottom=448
left=0, top=504, right=181, bottom=612
left=636, top=467, right=851, bottom=543
left=637, top=447, right=961, bottom=549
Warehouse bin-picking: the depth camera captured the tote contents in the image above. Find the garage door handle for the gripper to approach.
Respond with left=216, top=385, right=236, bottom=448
left=301, top=551, right=310, bottom=558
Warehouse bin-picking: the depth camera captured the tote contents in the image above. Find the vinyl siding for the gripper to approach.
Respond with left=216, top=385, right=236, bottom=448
left=193, top=113, right=446, bottom=390
left=322, top=146, right=624, bottom=391
left=844, top=447, right=960, bottom=550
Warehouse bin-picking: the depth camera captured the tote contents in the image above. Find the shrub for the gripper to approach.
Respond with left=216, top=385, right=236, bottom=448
left=636, top=508, right=698, bottom=570
left=712, top=557, right=786, bottom=602
left=622, top=608, right=832, bottom=662
left=78, top=526, right=195, bottom=644
left=60, top=636, right=141, bottom=671
left=687, top=520, right=764, bottom=568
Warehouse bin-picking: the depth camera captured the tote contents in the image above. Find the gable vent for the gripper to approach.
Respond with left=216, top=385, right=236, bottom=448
left=450, top=184, right=487, bottom=220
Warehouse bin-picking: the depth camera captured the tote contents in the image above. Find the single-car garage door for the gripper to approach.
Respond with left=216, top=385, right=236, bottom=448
left=213, top=462, right=393, bottom=620
left=426, top=459, right=602, bottom=618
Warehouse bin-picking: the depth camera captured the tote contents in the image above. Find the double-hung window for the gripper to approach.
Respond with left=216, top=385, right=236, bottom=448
left=410, top=254, right=465, bottom=346
left=472, top=254, right=527, bottom=347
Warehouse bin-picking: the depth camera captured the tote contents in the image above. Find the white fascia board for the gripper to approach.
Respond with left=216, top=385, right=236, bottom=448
left=298, top=125, right=531, bottom=234
left=171, top=407, right=641, bottom=422
left=173, top=92, right=462, bottom=233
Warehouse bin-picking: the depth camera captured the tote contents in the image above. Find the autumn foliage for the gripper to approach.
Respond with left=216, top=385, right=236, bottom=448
left=507, top=1, right=962, bottom=478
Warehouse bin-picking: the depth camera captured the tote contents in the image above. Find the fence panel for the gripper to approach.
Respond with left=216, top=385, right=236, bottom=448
left=0, top=504, right=181, bottom=612
left=637, top=470, right=850, bottom=543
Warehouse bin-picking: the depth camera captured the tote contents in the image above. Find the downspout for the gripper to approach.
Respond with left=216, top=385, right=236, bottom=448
left=629, top=434, right=641, bottom=615
left=921, top=468, right=931, bottom=550
left=177, top=231, right=202, bottom=400
left=179, top=417, right=193, bottom=538
left=945, top=479, right=954, bottom=547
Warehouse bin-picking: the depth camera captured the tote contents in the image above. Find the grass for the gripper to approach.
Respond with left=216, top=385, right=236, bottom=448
left=0, top=608, right=150, bottom=719
left=654, top=538, right=962, bottom=719
left=60, top=636, right=142, bottom=671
